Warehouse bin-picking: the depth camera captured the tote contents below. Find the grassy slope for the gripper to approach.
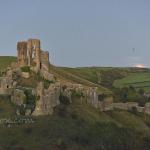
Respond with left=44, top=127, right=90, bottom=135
left=50, top=65, right=99, bottom=87
left=0, top=56, right=16, bottom=70
left=1, top=57, right=150, bottom=149
left=0, top=98, right=150, bottom=150
left=50, top=65, right=111, bottom=94
left=0, top=96, right=16, bottom=117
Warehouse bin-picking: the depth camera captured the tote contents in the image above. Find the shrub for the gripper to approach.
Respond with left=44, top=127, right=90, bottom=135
left=21, top=66, right=30, bottom=72
left=24, top=89, right=37, bottom=112
left=130, top=106, right=138, bottom=115
left=138, top=88, right=145, bottom=96
left=71, top=90, right=84, bottom=98
left=19, top=105, right=26, bottom=115
left=59, top=94, right=70, bottom=105
left=98, top=94, right=107, bottom=101
left=43, top=79, right=53, bottom=89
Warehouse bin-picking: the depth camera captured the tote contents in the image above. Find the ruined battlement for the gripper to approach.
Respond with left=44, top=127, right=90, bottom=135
left=17, top=39, right=50, bottom=71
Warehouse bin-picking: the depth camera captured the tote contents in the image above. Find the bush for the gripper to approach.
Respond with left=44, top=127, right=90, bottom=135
left=24, top=90, right=36, bottom=105
left=21, top=66, right=30, bottom=72
left=43, top=79, right=53, bottom=89
left=138, top=88, right=145, bottom=96
left=98, top=94, right=107, bottom=101
left=130, top=106, right=138, bottom=115
left=24, top=89, right=37, bottom=112
left=71, top=90, right=84, bottom=98
left=59, top=94, right=70, bottom=105
left=19, top=105, right=26, bottom=115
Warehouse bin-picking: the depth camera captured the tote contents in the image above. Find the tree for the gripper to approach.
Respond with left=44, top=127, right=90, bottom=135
left=138, top=88, right=145, bottom=96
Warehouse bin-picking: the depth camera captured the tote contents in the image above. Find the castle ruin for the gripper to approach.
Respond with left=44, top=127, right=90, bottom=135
left=17, top=39, right=50, bottom=71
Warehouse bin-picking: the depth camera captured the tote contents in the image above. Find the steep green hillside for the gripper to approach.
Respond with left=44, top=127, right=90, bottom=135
left=1, top=56, right=150, bottom=149
left=0, top=97, right=150, bottom=150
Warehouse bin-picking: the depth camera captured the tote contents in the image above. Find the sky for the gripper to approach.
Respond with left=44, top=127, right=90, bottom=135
left=0, top=0, right=150, bottom=67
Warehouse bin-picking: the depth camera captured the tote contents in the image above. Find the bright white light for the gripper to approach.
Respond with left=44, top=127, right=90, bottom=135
left=135, top=64, right=145, bottom=68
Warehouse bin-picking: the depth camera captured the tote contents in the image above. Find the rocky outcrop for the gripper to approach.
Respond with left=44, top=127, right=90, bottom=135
left=112, top=102, right=139, bottom=111
left=0, top=68, right=17, bottom=95
left=21, top=72, right=30, bottom=79
left=99, top=96, right=114, bottom=111
left=40, top=70, right=55, bottom=81
left=99, top=101, right=150, bottom=115
left=144, top=102, right=150, bottom=115
left=0, top=77, right=13, bottom=95
left=84, top=87, right=99, bottom=108
left=32, top=82, right=61, bottom=116
left=11, top=89, right=26, bottom=106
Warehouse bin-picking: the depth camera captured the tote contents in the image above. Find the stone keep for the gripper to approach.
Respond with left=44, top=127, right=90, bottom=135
left=17, top=39, right=50, bottom=71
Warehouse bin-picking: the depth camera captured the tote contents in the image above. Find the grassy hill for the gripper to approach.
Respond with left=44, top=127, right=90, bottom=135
left=1, top=56, right=150, bottom=149
left=58, top=66, right=150, bottom=88
left=49, top=65, right=112, bottom=94
left=0, top=56, right=16, bottom=70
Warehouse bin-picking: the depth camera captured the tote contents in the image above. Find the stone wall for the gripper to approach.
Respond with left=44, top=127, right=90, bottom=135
left=99, top=101, right=150, bottom=115
left=21, top=72, right=30, bottom=79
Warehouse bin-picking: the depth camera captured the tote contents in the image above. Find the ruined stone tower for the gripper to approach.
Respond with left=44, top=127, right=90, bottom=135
left=17, top=41, right=28, bottom=66
left=17, top=39, right=50, bottom=71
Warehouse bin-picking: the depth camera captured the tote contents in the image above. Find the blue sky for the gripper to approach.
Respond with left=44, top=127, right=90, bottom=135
left=0, top=0, right=150, bottom=67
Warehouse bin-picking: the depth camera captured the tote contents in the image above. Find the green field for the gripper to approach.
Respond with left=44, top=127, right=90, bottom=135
left=113, top=73, right=150, bottom=92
